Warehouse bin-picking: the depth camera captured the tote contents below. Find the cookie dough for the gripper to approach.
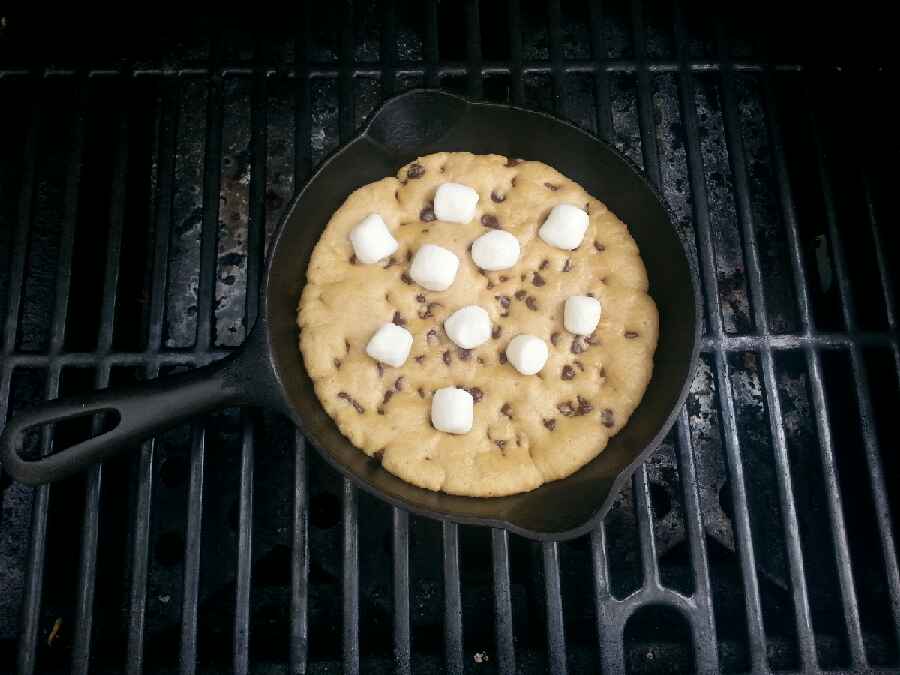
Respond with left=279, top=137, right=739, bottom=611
left=298, top=152, right=658, bottom=497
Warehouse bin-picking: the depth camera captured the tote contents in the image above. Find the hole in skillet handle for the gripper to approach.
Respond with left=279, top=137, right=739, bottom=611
left=365, top=90, right=469, bottom=156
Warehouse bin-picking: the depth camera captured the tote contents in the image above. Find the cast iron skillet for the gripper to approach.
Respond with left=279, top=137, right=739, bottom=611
left=0, top=90, right=699, bottom=541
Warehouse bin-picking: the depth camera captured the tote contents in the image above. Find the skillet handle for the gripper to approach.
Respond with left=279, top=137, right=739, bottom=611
left=0, top=330, right=276, bottom=486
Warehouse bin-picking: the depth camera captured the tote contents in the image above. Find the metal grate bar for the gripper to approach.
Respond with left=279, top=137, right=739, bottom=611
left=671, top=4, right=768, bottom=669
left=542, top=541, right=568, bottom=674
left=714, top=24, right=817, bottom=669
left=289, top=431, right=310, bottom=675
left=590, top=523, right=623, bottom=674
left=424, top=0, right=440, bottom=89
left=630, top=0, right=662, bottom=189
left=587, top=1, right=613, bottom=141
left=633, top=465, right=660, bottom=588
left=392, top=508, right=412, bottom=675
left=507, top=0, right=525, bottom=105
left=233, top=413, right=255, bottom=675
left=72, top=103, right=130, bottom=675
left=293, top=5, right=313, bottom=188
left=861, top=174, right=900, bottom=373
left=808, top=98, right=900, bottom=654
left=338, top=3, right=355, bottom=143
left=18, top=87, right=87, bottom=675
left=442, top=521, right=464, bottom=675
left=675, top=411, right=719, bottom=671
left=491, top=528, right=516, bottom=675
left=342, top=478, right=360, bottom=675
left=547, top=0, right=566, bottom=117
left=179, top=425, right=206, bottom=675
left=465, top=0, right=483, bottom=99
left=760, top=67, right=867, bottom=668
left=380, top=0, right=397, bottom=98
left=127, top=80, right=179, bottom=674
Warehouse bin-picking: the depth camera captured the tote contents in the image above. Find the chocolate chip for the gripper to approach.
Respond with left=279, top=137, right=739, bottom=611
left=544, top=182, right=559, bottom=191
left=585, top=202, right=591, bottom=214
left=477, top=357, right=486, bottom=364
left=394, top=377, right=404, bottom=392
left=557, top=401, right=576, bottom=417
left=601, top=409, right=615, bottom=428
left=562, top=258, right=572, bottom=272
left=333, top=358, right=342, bottom=369
left=495, top=439, right=506, bottom=449
left=511, top=177, right=517, bottom=187
left=574, top=360, right=585, bottom=371
left=416, top=294, right=426, bottom=303
left=585, top=333, right=599, bottom=345
left=501, top=403, right=513, bottom=418
left=345, top=339, right=351, bottom=352
left=543, top=418, right=557, bottom=431
left=514, top=289, right=527, bottom=301
left=571, top=336, right=588, bottom=354
left=577, top=395, right=593, bottom=415
left=496, top=295, right=511, bottom=316
left=440, top=165, right=447, bottom=173
left=562, top=365, right=576, bottom=380
left=442, top=350, right=452, bottom=366
left=338, top=392, right=365, bottom=414
left=550, top=332, right=561, bottom=347
left=492, top=326, right=502, bottom=339
left=417, top=387, right=425, bottom=398
left=382, top=389, right=394, bottom=406
left=491, top=190, right=506, bottom=203
left=406, top=250, right=413, bottom=262
left=377, top=407, right=385, bottom=415
left=407, top=163, right=425, bottom=179
left=400, top=273, right=412, bottom=285
left=376, top=362, right=384, bottom=378
left=586, top=292, right=595, bottom=298
left=487, top=280, right=495, bottom=289
left=419, top=302, right=442, bottom=320
left=498, top=350, right=508, bottom=364
left=383, top=256, right=396, bottom=269
left=520, top=273, right=527, bottom=282
left=395, top=190, right=400, bottom=200
left=481, top=214, right=500, bottom=229
left=499, top=275, right=509, bottom=282
left=594, top=241, right=606, bottom=252
left=469, top=387, right=483, bottom=403
left=420, top=205, right=436, bottom=222
left=505, top=158, right=522, bottom=167
left=532, top=272, right=546, bottom=287
left=350, top=254, right=358, bottom=265
left=525, top=296, right=538, bottom=311
left=392, top=311, right=405, bottom=326
left=415, top=355, right=426, bottom=364
left=427, top=328, right=439, bottom=346
left=457, top=348, right=472, bottom=361
left=625, top=331, right=639, bottom=339
left=539, top=259, right=549, bottom=270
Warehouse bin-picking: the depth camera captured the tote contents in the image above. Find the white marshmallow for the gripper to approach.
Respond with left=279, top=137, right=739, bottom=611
left=365, top=323, right=413, bottom=367
left=505, top=334, right=549, bottom=375
left=431, top=387, right=474, bottom=435
left=564, top=295, right=602, bottom=336
left=470, top=230, right=520, bottom=271
left=538, top=204, right=589, bottom=250
left=349, top=214, right=398, bottom=264
left=444, top=305, right=492, bottom=350
left=409, top=244, right=460, bottom=291
left=434, top=182, right=479, bottom=224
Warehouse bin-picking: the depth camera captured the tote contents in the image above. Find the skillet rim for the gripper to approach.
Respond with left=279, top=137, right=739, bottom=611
left=260, top=88, right=702, bottom=541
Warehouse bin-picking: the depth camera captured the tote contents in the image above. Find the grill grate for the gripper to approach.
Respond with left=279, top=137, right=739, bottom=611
left=0, top=2, right=898, bottom=674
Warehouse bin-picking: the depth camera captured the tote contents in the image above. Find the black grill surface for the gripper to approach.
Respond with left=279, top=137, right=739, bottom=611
left=0, top=4, right=897, bottom=674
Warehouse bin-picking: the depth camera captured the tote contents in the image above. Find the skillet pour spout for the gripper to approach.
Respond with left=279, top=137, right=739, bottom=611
left=0, top=90, right=699, bottom=541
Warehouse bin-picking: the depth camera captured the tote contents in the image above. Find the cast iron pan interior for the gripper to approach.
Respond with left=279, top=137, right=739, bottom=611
left=264, top=90, right=700, bottom=540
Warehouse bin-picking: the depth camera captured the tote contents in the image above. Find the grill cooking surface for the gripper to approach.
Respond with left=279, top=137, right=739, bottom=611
left=0, top=5, right=897, bottom=674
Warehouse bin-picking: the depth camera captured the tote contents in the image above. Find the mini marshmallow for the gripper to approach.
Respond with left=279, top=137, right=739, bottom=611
left=444, top=305, right=492, bottom=350
left=564, top=295, right=602, bottom=336
left=409, top=244, right=460, bottom=291
left=538, top=204, right=589, bottom=250
left=505, top=334, right=549, bottom=376
left=349, top=214, right=398, bottom=264
left=365, top=323, right=413, bottom=367
left=431, top=387, right=474, bottom=435
left=470, top=230, right=520, bottom=271
left=434, top=182, right=480, bottom=224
